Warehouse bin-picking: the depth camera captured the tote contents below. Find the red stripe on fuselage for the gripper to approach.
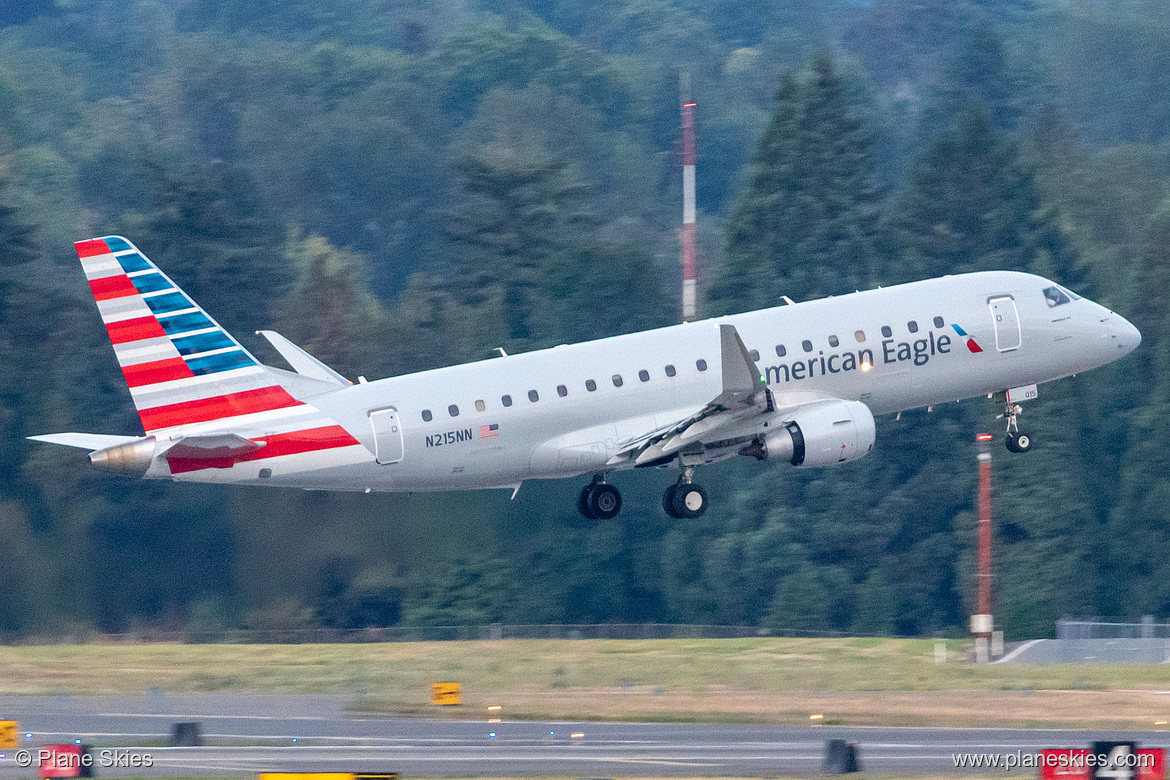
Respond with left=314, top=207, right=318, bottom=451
left=75, top=239, right=110, bottom=258
left=166, top=425, right=360, bottom=473
left=106, top=316, right=167, bottom=344
left=139, top=385, right=303, bottom=431
left=90, top=274, right=139, bottom=301
left=122, top=357, right=195, bottom=388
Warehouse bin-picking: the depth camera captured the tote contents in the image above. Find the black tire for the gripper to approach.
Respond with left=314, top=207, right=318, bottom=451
left=1004, top=433, right=1020, bottom=453
left=662, top=484, right=681, bottom=518
left=670, top=483, right=709, bottom=518
left=1014, top=429, right=1033, bottom=452
left=578, top=484, right=597, bottom=519
left=587, top=483, right=622, bottom=520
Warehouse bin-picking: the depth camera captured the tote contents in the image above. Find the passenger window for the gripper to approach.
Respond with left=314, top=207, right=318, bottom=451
left=802, top=340, right=813, bottom=353
left=665, top=364, right=676, bottom=377
left=881, top=325, right=892, bottom=338
left=612, top=374, right=624, bottom=387
left=933, top=316, right=944, bottom=328
left=638, top=370, right=650, bottom=382
left=501, top=394, right=512, bottom=407
left=908, top=320, right=918, bottom=333
left=854, top=330, right=865, bottom=343
left=475, top=399, right=486, bottom=412
left=557, top=384, right=568, bottom=397
left=776, top=344, right=787, bottom=357
left=828, top=335, right=839, bottom=347
left=422, top=410, right=433, bottom=422
left=586, top=379, right=597, bottom=391
left=696, top=359, right=707, bottom=371
left=448, top=404, right=459, bottom=417
left=749, top=349, right=760, bottom=361
left=528, top=389, right=539, bottom=402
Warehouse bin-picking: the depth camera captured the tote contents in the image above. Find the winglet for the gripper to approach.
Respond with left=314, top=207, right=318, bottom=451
left=258, top=330, right=351, bottom=386
left=715, top=324, right=764, bottom=407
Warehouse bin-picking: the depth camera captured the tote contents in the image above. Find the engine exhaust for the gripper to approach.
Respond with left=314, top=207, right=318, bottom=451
left=89, top=437, right=157, bottom=474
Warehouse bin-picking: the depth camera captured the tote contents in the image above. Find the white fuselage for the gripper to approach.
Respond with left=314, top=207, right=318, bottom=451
left=157, top=271, right=1139, bottom=491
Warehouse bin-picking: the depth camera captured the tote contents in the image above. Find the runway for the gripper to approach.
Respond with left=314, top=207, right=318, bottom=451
left=0, top=694, right=1164, bottom=776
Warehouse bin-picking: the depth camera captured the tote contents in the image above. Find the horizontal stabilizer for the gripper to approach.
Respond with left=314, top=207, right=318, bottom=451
left=27, top=433, right=140, bottom=451
left=161, top=433, right=265, bottom=460
left=258, top=330, right=351, bottom=386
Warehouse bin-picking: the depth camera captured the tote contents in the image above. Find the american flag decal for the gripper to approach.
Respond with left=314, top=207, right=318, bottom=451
left=480, top=423, right=499, bottom=438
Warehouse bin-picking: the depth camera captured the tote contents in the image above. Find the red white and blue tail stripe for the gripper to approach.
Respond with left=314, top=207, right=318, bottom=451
left=76, top=236, right=310, bottom=434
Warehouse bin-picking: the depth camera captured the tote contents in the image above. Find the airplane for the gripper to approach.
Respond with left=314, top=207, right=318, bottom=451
left=29, top=236, right=1140, bottom=519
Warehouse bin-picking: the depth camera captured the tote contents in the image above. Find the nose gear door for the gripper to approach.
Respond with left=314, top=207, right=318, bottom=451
left=989, top=296, right=1021, bottom=352
left=368, top=407, right=404, bottom=464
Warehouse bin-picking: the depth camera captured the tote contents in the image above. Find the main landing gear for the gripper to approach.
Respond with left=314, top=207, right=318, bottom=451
left=576, top=468, right=711, bottom=520
left=578, top=474, right=622, bottom=520
left=999, top=401, right=1034, bottom=454
left=663, top=467, right=709, bottom=519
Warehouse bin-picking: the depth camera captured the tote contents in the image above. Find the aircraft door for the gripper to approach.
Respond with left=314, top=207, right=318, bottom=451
left=989, top=296, right=1021, bottom=352
left=368, top=407, right=404, bottom=464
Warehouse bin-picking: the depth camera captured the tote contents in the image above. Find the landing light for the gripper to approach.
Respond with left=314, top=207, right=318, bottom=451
left=860, top=362, right=872, bottom=372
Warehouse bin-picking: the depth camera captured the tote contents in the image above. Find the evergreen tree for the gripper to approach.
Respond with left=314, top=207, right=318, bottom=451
left=710, top=51, right=878, bottom=312
left=274, top=234, right=384, bottom=380
left=138, top=160, right=290, bottom=336
left=885, top=105, right=1078, bottom=286
left=444, top=147, right=595, bottom=348
left=926, top=20, right=1019, bottom=135
left=1106, top=198, right=1170, bottom=615
left=764, top=560, right=831, bottom=632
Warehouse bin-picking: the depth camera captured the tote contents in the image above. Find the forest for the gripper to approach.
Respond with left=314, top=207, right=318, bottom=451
left=1, top=0, right=1169, bottom=640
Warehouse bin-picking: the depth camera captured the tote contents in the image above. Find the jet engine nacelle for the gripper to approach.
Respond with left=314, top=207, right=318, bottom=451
left=741, top=400, right=875, bottom=467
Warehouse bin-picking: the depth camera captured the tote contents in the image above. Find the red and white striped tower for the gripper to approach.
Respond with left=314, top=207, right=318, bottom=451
left=680, top=91, right=697, bottom=321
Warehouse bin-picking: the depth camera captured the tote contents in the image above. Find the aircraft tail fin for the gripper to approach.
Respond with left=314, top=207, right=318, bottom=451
left=75, top=236, right=310, bottom=434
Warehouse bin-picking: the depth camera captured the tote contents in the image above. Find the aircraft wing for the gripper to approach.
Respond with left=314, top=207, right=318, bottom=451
left=612, top=324, right=840, bottom=467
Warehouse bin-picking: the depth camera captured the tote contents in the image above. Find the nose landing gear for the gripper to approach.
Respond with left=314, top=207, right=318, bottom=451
left=578, top=474, right=622, bottom=519
left=663, top=467, right=709, bottom=518
left=999, top=401, right=1033, bottom=453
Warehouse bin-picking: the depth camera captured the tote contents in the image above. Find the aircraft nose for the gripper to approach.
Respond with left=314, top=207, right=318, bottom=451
left=1107, top=313, right=1141, bottom=355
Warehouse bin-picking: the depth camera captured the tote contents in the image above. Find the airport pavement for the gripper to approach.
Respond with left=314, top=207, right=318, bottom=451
left=996, top=638, right=1170, bottom=664
left=0, top=694, right=1165, bottom=777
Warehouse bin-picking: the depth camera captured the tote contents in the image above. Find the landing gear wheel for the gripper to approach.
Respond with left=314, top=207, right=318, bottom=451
left=670, top=482, right=708, bottom=519
left=578, top=484, right=597, bottom=519
left=1005, top=429, right=1033, bottom=454
left=662, top=483, right=682, bottom=518
left=587, top=482, right=622, bottom=520
left=998, top=400, right=1033, bottom=455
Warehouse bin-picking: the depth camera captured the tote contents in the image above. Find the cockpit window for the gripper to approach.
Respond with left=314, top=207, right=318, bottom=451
left=1043, top=286, right=1072, bottom=307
